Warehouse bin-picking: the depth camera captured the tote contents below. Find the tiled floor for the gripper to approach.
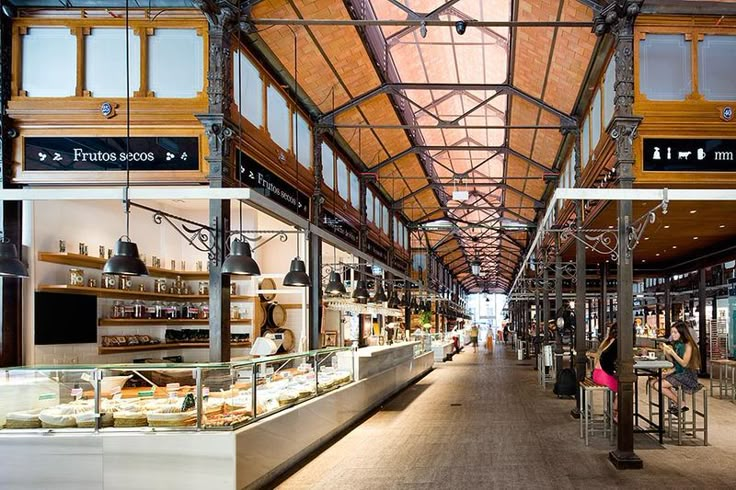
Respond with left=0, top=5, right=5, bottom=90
left=276, top=344, right=736, bottom=489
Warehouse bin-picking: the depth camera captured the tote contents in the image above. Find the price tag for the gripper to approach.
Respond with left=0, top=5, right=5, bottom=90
left=137, top=389, right=155, bottom=398
left=80, top=373, right=92, bottom=383
left=166, top=383, right=180, bottom=392
left=38, top=393, right=56, bottom=401
left=70, top=388, right=83, bottom=397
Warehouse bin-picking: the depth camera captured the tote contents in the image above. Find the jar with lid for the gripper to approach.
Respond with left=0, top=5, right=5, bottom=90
left=69, top=268, right=84, bottom=286
left=230, top=282, right=237, bottom=296
left=187, top=302, right=200, bottom=320
left=118, top=276, right=132, bottom=291
left=153, top=301, right=165, bottom=319
left=154, top=279, right=167, bottom=294
left=230, top=305, right=240, bottom=320
left=198, top=281, right=208, bottom=296
left=146, top=302, right=157, bottom=319
left=102, top=273, right=117, bottom=289
left=164, top=302, right=179, bottom=320
left=122, top=301, right=135, bottom=319
left=111, top=300, right=125, bottom=319
left=200, top=303, right=209, bottom=320
left=174, top=276, right=183, bottom=295
left=132, top=299, right=146, bottom=319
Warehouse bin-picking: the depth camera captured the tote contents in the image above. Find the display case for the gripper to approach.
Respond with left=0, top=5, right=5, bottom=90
left=0, top=347, right=354, bottom=433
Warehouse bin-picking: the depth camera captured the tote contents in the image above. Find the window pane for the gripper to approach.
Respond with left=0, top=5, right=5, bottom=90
left=366, top=189, right=374, bottom=222
left=582, top=117, right=590, bottom=168
left=149, top=29, right=203, bottom=98
left=267, top=86, right=290, bottom=150
left=22, top=28, right=76, bottom=97
left=604, top=58, right=615, bottom=126
left=234, top=51, right=263, bottom=127
left=590, top=89, right=602, bottom=155
left=639, top=34, right=692, bottom=101
left=336, top=158, right=348, bottom=201
left=321, top=144, right=334, bottom=189
left=374, top=198, right=381, bottom=228
left=382, top=206, right=390, bottom=235
left=698, top=35, right=736, bottom=101
left=85, top=28, right=140, bottom=97
left=294, top=112, right=311, bottom=168
left=349, top=171, right=360, bottom=209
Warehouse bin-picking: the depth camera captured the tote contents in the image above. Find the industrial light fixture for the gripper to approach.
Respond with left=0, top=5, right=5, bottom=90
left=283, top=239, right=310, bottom=287
left=223, top=40, right=260, bottom=277
left=420, top=21, right=427, bottom=38
left=455, top=20, right=466, bottom=35
left=471, top=260, right=481, bottom=276
left=104, top=0, right=148, bottom=277
left=222, top=239, right=260, bottom=276
left=0, top=237, right=28, bottom=278
left=373, top=281, right=388, bottom=303
left=282, top=26, right=310, bottom=288
left=325, top=270, right=347, bottom=295
left=352, top=278, right=370, bottom=300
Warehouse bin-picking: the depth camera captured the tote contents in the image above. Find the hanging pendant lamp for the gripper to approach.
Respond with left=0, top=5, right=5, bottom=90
left=325, top=270, right=347, bottom=295
left=352, top=269, right=370, bottom=300
left=283, top=230, right=310, bottom=287
left=0, top=239, right=28, bottom=278
left=222, top=239, right=260, bottom=276
left=104, top=0, right=147, bottom=277
left=373, top=281, right=388, bottom=303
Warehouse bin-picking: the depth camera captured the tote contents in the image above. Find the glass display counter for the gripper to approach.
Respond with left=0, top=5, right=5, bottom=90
left=0, top=347, right=353, bottom=433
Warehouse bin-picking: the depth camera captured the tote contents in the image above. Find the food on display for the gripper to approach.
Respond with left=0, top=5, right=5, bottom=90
left=4, top=409, right=43, bottom=429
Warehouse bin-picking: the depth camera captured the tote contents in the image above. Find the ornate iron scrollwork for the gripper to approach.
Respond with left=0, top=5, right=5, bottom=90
left=561, top=222, right=620, bottom=262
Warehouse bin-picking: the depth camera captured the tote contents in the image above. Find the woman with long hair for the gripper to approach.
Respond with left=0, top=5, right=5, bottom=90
left=593, top=322, right=618, bottom=422
left=652, top=320, right=702, bottom=414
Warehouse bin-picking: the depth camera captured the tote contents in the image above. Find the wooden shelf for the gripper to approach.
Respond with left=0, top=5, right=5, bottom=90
left=99, top=318, right=252, bottom=326
left=38, top=285, right=255, bottom=302
left=98, top=342, right=252, bottom=354
left=38, top=252, right=209, bottom=279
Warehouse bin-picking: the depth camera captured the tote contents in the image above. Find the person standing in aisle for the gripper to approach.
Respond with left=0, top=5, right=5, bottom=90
left=470, top=324, right=479, bottom=353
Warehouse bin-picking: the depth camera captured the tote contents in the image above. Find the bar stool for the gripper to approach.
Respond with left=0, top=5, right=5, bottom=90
left=709, top=360, right=734, bottom=399
left=667, top=384, right=708, bottom=446
left=579, top=378, right=614, bottom=446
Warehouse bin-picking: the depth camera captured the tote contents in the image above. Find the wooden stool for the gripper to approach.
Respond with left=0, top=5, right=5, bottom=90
left=709, top=359, right=734, bottom=399
left=579, top=378, right=614, bottom=446
left=667, top=384, right=708, bottom=446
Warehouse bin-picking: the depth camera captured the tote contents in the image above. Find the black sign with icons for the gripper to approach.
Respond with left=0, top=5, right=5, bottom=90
left=238, top=151, right=310, bottom=218
left=24, top=137, right=199, bottom=171
left=643, top=138, right=736, bottom=172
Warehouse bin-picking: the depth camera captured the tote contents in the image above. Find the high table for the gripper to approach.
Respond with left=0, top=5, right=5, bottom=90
left=633, top=358, right=674, bottom=444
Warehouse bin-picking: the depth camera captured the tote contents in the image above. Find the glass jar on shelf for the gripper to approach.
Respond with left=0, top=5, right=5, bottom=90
left=153, top=301, right=165, bottom=319
left=111, top=300, right=125, bottom=319
left=198, top=281, right=208, bottom=296
left=230, top=305, right=240, bottom=320
left=132, top=299, right=146, bottom=319
left=200, top=303, right=209, bottom=320
left=122, top=301, right=135, bottom=319
left=187, top=302, right=200, bottom=320
left=164, top=302, right=179, bottom=320
left=154, top=278, right=167, bottom=294
left=68, top=268, right=84, bottom=287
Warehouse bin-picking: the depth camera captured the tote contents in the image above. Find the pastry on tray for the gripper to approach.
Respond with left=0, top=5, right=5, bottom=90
left=203, top=409, right=252, bottom=428
left=39, top=404, right=91, bottom=428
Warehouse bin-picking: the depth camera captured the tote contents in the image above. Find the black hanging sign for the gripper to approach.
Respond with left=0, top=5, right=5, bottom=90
left=321, top=210, right=359, bottom=248
left=24, top=137, right=199, bottom=171
left=643, top=138, right=736, bottom=172
left=393, top=257, right=408, bottom=274
left=238, top=151, right=309, bottom=218
left=367, top=239, right=388, bottom=263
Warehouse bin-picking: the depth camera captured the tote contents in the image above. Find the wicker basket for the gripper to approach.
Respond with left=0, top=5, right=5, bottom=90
left=5, top=419, right=41, bottom=429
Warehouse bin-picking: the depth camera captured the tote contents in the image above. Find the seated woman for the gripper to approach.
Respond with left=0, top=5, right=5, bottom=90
left=592, top=323, right=618, bottom=422
left=651, top=321, right=702, bottom=414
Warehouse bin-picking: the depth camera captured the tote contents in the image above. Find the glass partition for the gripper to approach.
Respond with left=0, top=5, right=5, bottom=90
left=0, top=348, right=353, bottom=433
